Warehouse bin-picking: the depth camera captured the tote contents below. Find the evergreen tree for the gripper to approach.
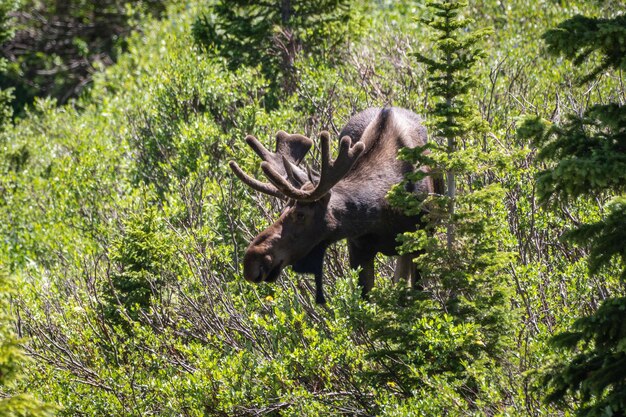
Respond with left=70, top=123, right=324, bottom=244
left=411, top=0, right=491, bottom=249
left=519, top=12, right=626, bottom=417
left=104, top=209, right=178, bottom=326
left=371, top=0, right=516, bottom=411
left=391, top=0, right=514, bottom=344
left=192, top=0, right=352, bottom=103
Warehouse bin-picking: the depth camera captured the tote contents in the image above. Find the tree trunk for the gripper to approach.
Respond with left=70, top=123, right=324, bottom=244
left=446, top=50, right=456, bottom=251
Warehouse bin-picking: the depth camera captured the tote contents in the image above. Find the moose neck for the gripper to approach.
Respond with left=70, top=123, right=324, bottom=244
left=326, top=178, right=391, bottom=239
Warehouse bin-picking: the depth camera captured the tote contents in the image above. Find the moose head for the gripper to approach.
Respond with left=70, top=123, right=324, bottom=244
left=230, top=107, right=436, bottom=304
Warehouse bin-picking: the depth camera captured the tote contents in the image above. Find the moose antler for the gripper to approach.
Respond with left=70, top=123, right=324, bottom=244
left=261, top=131, right=365, bottom=202
left=229, top=131, right=313, bottom=199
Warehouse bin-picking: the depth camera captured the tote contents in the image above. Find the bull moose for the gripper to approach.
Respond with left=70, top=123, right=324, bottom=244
left=229, top=107, right=438, bottom=304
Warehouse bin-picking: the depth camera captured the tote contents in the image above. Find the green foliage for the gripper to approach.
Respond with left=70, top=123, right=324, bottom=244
left=351, top=284, right=512, bottom=414
left=519, top=10, right=626, bottom=417
left=543, top=14, right=626, bottom=83
left=0, top=4, right=53, bottom=415
left=410, top=0, right=493, bottom=247
left=126, top=56, right=266, bottom=197
left=544, top=296, right=626, bottom=417
left=414, top=0, right=492, bottom=142
left=566, top=196, right=626, bottom=280
left=521, top=104, right=626, bottom=202
left=0, top=0, right=18, bottom=43
left=0, top=0, right=18, bottom=128
left=0, top=274, right=55, bottom=417
left=192, top=0, right=353, bottom=102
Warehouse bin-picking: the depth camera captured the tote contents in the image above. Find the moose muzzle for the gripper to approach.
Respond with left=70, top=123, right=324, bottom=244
left=243, top=245, right=284, bottom=283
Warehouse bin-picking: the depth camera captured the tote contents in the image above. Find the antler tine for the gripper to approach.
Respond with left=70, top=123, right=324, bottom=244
left=310, top=133, right=365, bottom=200
left=261, top=161, right=310, bottom=200
left=245, top=135, right=274, bottom=161
left=261, top=131, right=365, bottom=202
left=231, top=132, right=313, bottom=199
left=229, top=161, right=285, bottom=199
left=248, top=132, right=313, bottom=178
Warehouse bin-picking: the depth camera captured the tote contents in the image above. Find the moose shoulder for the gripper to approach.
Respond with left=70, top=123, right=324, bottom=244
left=229, top=107, right=437, bottom=304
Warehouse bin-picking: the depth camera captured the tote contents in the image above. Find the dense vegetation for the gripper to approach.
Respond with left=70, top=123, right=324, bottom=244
left=0, top=0, right=166, bottom=114
left=0, top=0, right=624, bottom=415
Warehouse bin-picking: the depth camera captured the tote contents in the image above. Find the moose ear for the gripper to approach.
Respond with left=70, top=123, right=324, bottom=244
left=275, top=131, right=313, bottom=165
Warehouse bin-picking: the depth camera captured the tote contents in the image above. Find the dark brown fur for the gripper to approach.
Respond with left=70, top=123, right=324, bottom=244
left=236, top=107, right=435, bottom=303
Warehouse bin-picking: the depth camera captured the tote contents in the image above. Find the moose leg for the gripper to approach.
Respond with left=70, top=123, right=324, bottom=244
left=348, top=242, right=376, bottom=298
left=393, top=254, right=413, bottom=286
left=411, top=251, right=427, bottom=291
left=394, top=253, right=425, bottom=291
left=314, top=272, right=325, bottom=304
left=359, top=260, right=375, bottom=297
left=413, top=262, right=424, bottom=291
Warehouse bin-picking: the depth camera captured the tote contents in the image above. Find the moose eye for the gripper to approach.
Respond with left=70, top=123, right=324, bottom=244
left=294, top=211, right=306, bottom=222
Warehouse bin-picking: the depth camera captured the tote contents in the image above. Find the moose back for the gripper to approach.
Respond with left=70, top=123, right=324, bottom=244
left=229, top=107, right=436, bottom=304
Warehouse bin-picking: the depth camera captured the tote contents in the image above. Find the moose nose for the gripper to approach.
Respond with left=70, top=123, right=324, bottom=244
left=243, top=252, right=273, bottom=283
left=243, top=256, right=262, bottom=283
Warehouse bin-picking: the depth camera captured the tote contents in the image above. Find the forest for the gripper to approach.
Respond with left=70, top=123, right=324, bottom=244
left=0, top=0, right=625, bottom=416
